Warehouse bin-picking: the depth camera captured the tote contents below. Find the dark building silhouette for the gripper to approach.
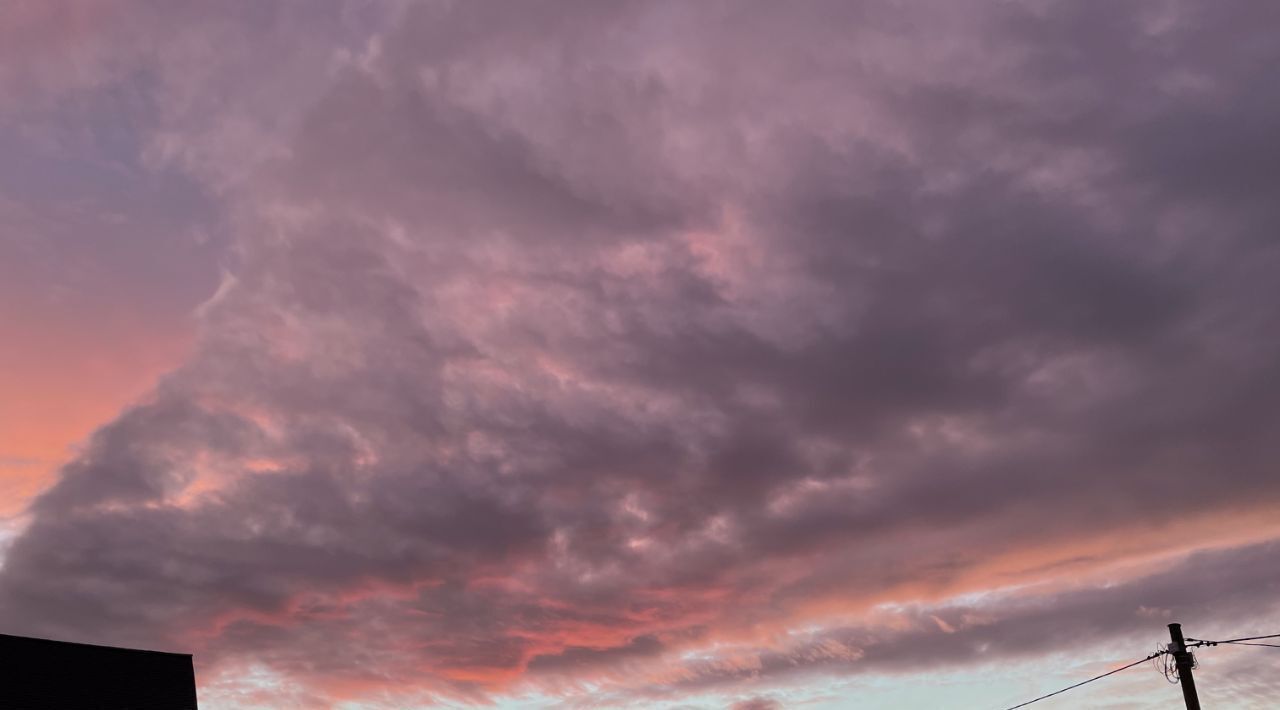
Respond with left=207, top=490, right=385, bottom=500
left=0, top=633, right=197, bottom=709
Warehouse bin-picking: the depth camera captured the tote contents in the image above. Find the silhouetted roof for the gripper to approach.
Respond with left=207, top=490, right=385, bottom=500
left=0, top=633, right=197, bottom=709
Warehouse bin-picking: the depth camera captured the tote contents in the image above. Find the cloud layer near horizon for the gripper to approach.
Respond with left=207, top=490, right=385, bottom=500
left=3, top=2, right=1280, bottom=707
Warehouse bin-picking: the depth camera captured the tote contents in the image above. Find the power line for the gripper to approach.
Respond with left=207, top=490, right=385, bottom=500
left=1153, top=643, right=1181, bottom=683
left=997, top=627, right=1280, bottom=709
left=999, top=652, right=1165, bottom=710
left=1187, top=632, right=1280, bottom=647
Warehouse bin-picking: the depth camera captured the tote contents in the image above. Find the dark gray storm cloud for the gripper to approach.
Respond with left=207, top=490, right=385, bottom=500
left=2, top=1, right=1279, bottom=707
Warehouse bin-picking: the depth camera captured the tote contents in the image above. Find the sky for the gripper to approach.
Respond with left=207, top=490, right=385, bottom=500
left=2, top=1, right=1280, bottom=708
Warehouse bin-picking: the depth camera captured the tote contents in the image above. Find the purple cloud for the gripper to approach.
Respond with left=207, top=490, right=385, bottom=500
left=3, top=1, right=1280, bottom=707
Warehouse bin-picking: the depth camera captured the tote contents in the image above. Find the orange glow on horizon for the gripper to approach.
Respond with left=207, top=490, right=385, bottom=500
left=0, top=300, right=194, bottom=515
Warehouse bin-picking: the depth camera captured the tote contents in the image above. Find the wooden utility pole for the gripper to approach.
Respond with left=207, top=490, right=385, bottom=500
left=1168, top=623, right=1202, bottom=710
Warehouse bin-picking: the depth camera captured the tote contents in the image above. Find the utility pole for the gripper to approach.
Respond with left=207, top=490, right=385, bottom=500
left=1168, top=623, right=1202, bottom=710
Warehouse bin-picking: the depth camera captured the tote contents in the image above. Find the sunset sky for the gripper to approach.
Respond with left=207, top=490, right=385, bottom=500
left=3, top=2, right=1280, bottom=708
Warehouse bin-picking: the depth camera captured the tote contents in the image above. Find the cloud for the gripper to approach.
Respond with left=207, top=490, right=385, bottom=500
left=2, top=1, right=1280, bottom=707
left=637, top=539, right=1280, bottom=694
left=528, top=635, right=666, bottom=674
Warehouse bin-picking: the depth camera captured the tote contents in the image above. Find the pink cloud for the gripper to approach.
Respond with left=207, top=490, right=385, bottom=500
left=4, top=2, right=1280, bottom=708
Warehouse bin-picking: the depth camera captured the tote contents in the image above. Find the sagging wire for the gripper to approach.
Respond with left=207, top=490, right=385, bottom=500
left=1152, top=643, right=1180, bottom=684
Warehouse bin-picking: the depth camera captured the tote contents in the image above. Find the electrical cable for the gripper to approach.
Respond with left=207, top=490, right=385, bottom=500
left=998, top=652, right=1165, bottom=710
left=1152, top=643, right=1179, bottom=683
left=998, top=629, right=1280, bottom=709
left=1220, top=641, right=1280, bottom=649
left=1186, top=632, right=1280, bottom=647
